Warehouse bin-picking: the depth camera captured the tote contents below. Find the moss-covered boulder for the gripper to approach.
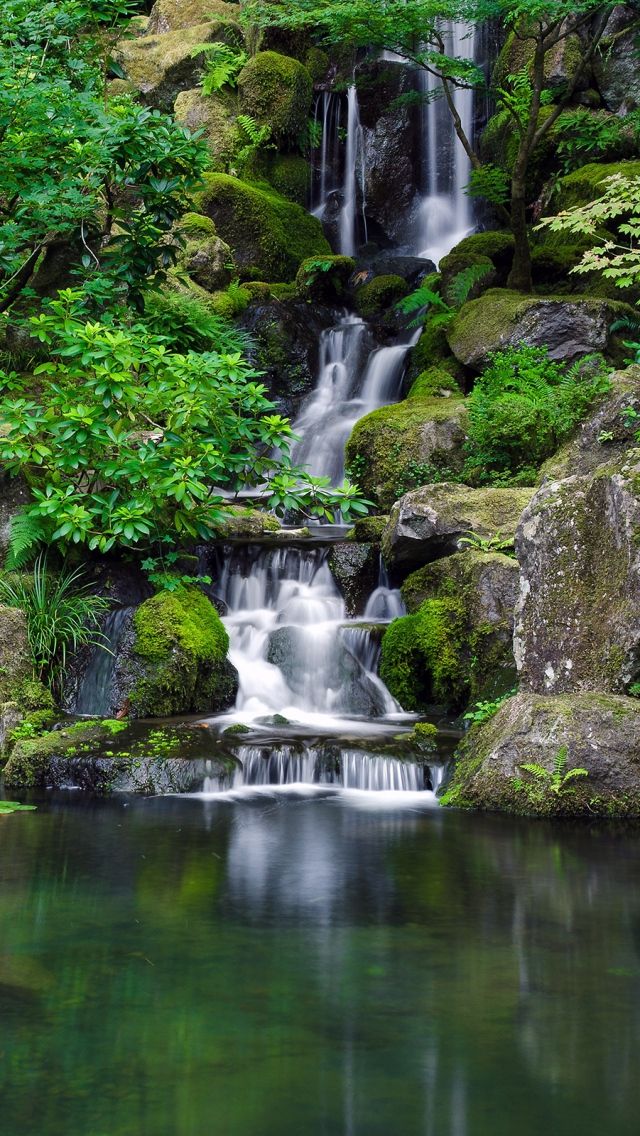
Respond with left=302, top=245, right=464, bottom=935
left=442, top=691, right=640, bottom=817
left=195, top=173, right=330, bottom=281
left=355, top=275, right=409, bottom=320
left=447, top=288, right=633, bottom=371
left=238, top=51, right=312, bottom=140
left=238, top=296, right=334, bottom=416
left=552, top=159, right=640, bottom=211
left=514, top=455, right=640, bottom=696
left=539, top=365, right=640, bottom=481
left=381, top=549, right=519, bottom=712
left=492, top=28, right=587, bottom=94
left=345, top=394, right=467, bottom=511
left=176, top=212, right=234, bottom=291
left=296, top=255, right=355, bottom=302
left=250, top=154, right=311, bottom=205
left=382, top=483, right=534, bottom=574
left=0, top=606, right=32, bottom=702
left=115, top=24, right=231, bottom=111
left=440, top=230, right=515, bottom=294
left=147, top=0, right=240, bottom=33
left=4, top=719, right=128, bottom=789
left=215, top=507, right=281, bottom=539
left=123, top=587, right=238, bottom=718
left=174, top=88, right=238, bottom=171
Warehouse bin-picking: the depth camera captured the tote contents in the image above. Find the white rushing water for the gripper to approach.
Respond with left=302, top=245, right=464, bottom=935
left=415, top=21, right=478, bottom=264
left=73, top=607, right=132, bottom=717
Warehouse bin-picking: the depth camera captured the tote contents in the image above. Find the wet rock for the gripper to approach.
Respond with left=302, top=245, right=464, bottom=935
left=357, top=60, right=418, bottom=244
left=215, top=508, right=281, bottom=540
left=380, top=550, right=518, bottom=712
left=238, top=297, right=336, bottom=416
left=514, top=456, right=640, bottom=695
left=443, top=691, right=640, bottom=816
left=328, top=542, right=380, bottom=617
left=174, top=90, right=239, bottom=172
left=363, top=254, right=436, bottom=285
left=539, top=365, right=640, bottom=481
left=382, top=483, right=533, bottom=575
left=267, top=626, right=389, bottom=716
left=594, top=6, right=640, bottom=112
left=447, top=288, right=633, bottom=370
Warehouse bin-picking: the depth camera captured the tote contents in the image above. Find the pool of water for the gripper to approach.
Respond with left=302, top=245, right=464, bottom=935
left=1, top=792, right=639, bottom=1135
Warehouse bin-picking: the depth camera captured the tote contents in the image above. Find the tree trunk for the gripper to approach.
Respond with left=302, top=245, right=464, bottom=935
left=507, top=173, right=532, bottom=292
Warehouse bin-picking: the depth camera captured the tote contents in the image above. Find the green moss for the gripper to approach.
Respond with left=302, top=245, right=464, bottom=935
left=179, top=212, right=217, bottom=238
left=269, top=282, right=297, bottom=300
left=450, top=230, right=515, bottom=267
left=116, top=23, right=239, bottom=111
left=130, top=587, right=236, bottom=718
left=249, top=153, right=311, bottom=205
left=355, top=274, right=408, bottom=319
left=215, top=506, right=281, bottom=538
left=439, top=252, right=495, bottom=303
left=406, top=317, right=461, bottom=386
left=380, top=595, right=467, bottom=711
left=408, top=368, right=461, bottom=399
left=552, top=159, right=640, bottom=211
left=4, top=720, right=126, bottom=789
left=209, top=285, right=251, bottom=318
left=195, top=173, right=330, bottom=282
left=238, top=51, right=313, bottom=139
left=350, top=516, right=389, bottom=541
left=296, top=254, right=355, bottom=301
left=304, top=47, right=329, bottom=81
left=345, top=396, right=467, bottom=510
left=174, top=88, right=239, bottom=172
left=241, top=281, right=271, bottom=300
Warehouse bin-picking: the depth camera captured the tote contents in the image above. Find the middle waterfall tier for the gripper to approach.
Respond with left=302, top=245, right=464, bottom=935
left=203, top=543, right=405, bottom=730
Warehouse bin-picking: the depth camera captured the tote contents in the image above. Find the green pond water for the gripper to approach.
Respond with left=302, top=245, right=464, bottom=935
left=1, top=790, right=639, bottom=1136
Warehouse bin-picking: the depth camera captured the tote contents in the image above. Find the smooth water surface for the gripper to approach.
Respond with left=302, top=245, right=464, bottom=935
left=1, top=796, right=640, bottom=1136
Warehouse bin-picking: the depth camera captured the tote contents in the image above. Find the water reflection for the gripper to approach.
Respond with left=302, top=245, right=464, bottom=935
left=1, top=797, right=640, bottom=1135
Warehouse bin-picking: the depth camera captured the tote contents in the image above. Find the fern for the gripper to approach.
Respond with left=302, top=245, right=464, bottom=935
left=236, top=114, right=270, bottom=146
left=6, top=511, right=46, bottom=569
left=396, top=285, right=450, bottom=328
left=190, top=41, right=248, bottom=96
left=445, top=262, right=494, bottom=309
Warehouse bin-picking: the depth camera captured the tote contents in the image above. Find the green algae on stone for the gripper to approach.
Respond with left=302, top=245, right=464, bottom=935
left=379, top=595, right=467, bottom=711
left=147, top=0, right=240, bottom=33
left=128, top=587, right=237, bottom=718
left=355, top=275, right=408, bottom=319
left=4, top=720, right=128, bottom=789
left=196, top=173, right=330, bottom=281
left=296, top=255, right=355, bottom=302
left=552, top=159, right=640, bottom=211
left=238, top=51, right=312, bottom=140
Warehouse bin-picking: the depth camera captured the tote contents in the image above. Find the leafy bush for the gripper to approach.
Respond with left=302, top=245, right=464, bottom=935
left=464, top=346, right=610, bottom=484
left=0, top=557, right=110, bottom=696
left=0, top=290, right=368, bottom=560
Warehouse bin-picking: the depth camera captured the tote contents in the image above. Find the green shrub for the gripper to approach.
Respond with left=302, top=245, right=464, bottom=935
left=464, top=346, right=611, bottom=485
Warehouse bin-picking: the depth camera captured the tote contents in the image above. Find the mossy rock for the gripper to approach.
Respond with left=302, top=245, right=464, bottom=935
left=551, top=159, right=640, bottom=212
left=350, top=516, right=389, bottom=542
left=174, top=88, right=239, bottom=171
left=214, top=507, right=281, bottom=539
left=304, top=47, right=330, bottom=82
left=405, top=317, right=462, bottom=388
left=492, top=29, right=586, bottom=93
left=127, top=587, right=238, bottom=718
left=195, top=173, right=330, bottom=281
left=208, top=285, right=251, bottom=318
left=295, top=255, right=355, bottom=302
left=447, top=288, right=634, bottom=371
left=178, top=221, right=235, bottom=292
left=355, top=274, right=409, bottom=319
left=381, top=549, right=519, bottom=712
left=407, top=368, right=461, bottom=400
left=345, top=395, right=467, bottom=511
left=4, top=720, right=128, bottom=790
left=147, top=0, right=240, bottom=34
left=116, top=24, right=234, bottom=111
left=0, top=606, right=33, bottom=703
left=238, top=51, right=313, bottom=140
left=440, top=231, right=515, bottom=293
left=442, top=692, right=640, bottom=817
left=249, top=154, right=311, bottom=205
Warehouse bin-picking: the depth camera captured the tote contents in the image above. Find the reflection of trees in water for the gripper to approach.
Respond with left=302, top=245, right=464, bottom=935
left=1, top=800, right=640, bottom=1135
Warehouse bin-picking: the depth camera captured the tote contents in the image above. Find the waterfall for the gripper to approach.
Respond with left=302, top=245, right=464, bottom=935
left=290, top=317, right=419, bottom=486
left=312, top=92, right=341, bottom=218
left=73, top=607, right=132, bottom=717
left=339, top=84, right=367, bottom=255
left=364, top=557, right=406, bottom=621
left=415, top=22, right=478, bottom=264
left=206, top=544, right=401, bottom=728
left=199, top=744, right=444, bottom=796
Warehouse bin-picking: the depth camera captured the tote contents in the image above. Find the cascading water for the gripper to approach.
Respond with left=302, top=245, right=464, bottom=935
left=415, top=22, right=478, bottom=264
left=73, top=607, right=132, bottom=717
left=339, top=85, right=367, bottom=255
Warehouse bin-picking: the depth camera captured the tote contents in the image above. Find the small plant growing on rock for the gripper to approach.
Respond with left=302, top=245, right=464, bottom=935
left=519, top=747, right=589, bottom=798
left=464, top=690, right=515, bottom=725
left=458, top=531, right=516, bottom=556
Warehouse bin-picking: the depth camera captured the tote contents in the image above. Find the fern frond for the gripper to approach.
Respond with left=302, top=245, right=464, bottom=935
left=561, top=766, right=589, bottom=782
left=6, top=510, right=46, bottom=569
left=553, top=745, right=568, bottom=779
left=520, top=763, right=550, bottom=780
left=446, top=262, right=493, bottom=309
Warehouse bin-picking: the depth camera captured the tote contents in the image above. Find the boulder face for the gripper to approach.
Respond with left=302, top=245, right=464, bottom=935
left=447, top=289, right=631, bottom=371
left=173, top=89, right=238, bottom=172
left=357, top=60, right=418, bottom=243
left=538, top=365, right=640, bottom=482
left=594, top=5, right=640, bottom=112
left=382, top=483, right=534, bottom=575
left=379, top=549, right=519, bottom=712
left=442, top=691, right=640, bottom=816
left=118, top=587, right=239, bottom=718
left=0, top=606, right=33, bottom=702
left=514, top=457, right=640, bottom=695
left=239, top=297, right=336, bottom=417
left=147, top=0, right=239, bottom=34
left=328, top=542, right=380, bottom=617
left=238, top=52, right=312, bottom=140
left=346, top=395, right=467, bottom=511
left=116, top=24, right=229, bottom=111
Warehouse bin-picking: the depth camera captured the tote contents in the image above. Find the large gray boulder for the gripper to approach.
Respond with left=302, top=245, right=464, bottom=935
left=514, top=456, right=640, bottom=694
left=328, top=542, right=380, bottom=617
left=539, top=365, right=640, bottom=482
left=382, top=483, right=534, bottom=574
left=594, top=6, right=640, bottom=112
left=357, top=60, right=418, bottom=244
left=447, top=289, right=631, bottom=371
left=443, top=691, right=640, bottom=816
